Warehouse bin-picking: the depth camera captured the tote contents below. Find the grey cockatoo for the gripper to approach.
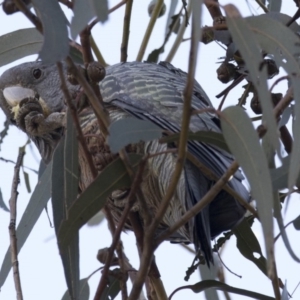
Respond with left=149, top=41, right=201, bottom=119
left=0, top=61, right=250, bottom=264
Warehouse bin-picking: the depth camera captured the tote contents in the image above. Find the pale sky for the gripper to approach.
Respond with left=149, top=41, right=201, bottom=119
left=0, top=1, right=299, bottom=300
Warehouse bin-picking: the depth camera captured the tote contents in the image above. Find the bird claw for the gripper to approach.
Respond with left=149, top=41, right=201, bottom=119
left=16, top=97, right=65, bottom=136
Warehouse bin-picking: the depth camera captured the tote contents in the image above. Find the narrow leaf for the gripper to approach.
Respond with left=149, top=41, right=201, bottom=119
left=225, top=5, right=280, bottom=158
left=31, top=0, right=69, bottom=63
left=107, top=118, right=163, bottom=153
left=71, top=0, right=95, bottom=39
left=221, top=106, right=274, bottom=270
left=0, top=163, right=52, bottom=288
left=245, top=14, right=300, bottom=191
left=58, top=154, right=142, bottom=250
left=0, top=28, right=43, bottom=67
left=101, top=272, right=121, bottom=300
left=281, top=282, right=288, bottom=300
left=0, top=188, right=9, bottom=212
left=91, top=0, right=109, bottom=23
left=270, top=156, right=289, bottom=190
left=160, top=131, right=230, bottom=153
left=293, top=215, right=300, bottom=230
left=268, top=0, right=282, bottom=12
left=171, top=280, right=275, bottom=300
left=61, top=278, right=90, bottom=300
left=233, top=219, right=268, bottom=276
left=23, top=170, right=31, bottom=193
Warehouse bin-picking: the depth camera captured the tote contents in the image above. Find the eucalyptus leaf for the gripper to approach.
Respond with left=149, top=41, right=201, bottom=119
left=107, top=118, right=163, bottom=153
left=71, top=0, right=108, bottom=39
left=225, top=5, right=280, bottom=159
left=52, top=110, right=80, bottom=300
left=160, top=130, right=230, bottom=153
left=171, top=280, right=275, bottom=300
left=101, top=271, right=121, bottom=300
left=0, top=188, right=9, bottom=212
left=58, top=154, right=142, bottom=250
left=31, top=0, right=69, bottom=64
left=61, top=278, right=90, bottom=300
left=23, top=170, right=31, bottom=193
left=233, top=219, right=268, bottom=276
left=245, top=13, right=300, bottom=191
left=221, top=106, right=274, bottom=269
left=267, top=0, right=282, bottom=12
left=0, top=163, right=52, bottom=288
left=0, top=28, right=43, bottom=67
left=281, top=282, right=288, bottom=300
left=293, top=215, right=300, bottom=230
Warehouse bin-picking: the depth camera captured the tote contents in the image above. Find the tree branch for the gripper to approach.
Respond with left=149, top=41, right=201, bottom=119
left=9, top=150, right=25, bottom=300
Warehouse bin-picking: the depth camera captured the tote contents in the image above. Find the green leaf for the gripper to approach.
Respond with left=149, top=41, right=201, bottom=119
left=244, top=14, right=300, bottom=191
left=160, top=131, right=230, bottom=153
left=225, top=5, right=280, bottom=158
left=23, top=170, right=31, bottom=193
left=171, top=280, right=275, bottom=300
left=101, top=271, right=121, bottom=300
left=147, top=46, right=164, bottom=63
left=293, top=215, right=300, bottom=230
left=107, top=118, right=163, bottom=153
left=91, top=0, right=109, bottom=23
left=52, top=109, right=80, bottom=300
left=221, top=106, right=274, bottom=268
left=71, top=0, right=108, bottom=39
left=58, top=154, right=142, bottom=250
left=0, top=163, right=52, bottom=288
left=268, top=0, right=282, bottom=12
left=281, top=282, right=288, bottom=300
left=61, top=278, right=90, bottom=300
left=233, top=219, right=268, bottom=276
left=0, top=188, right=9, bottom=212
left=270, top=156, right=289, bottom=190
left=64, top=109, right=79, bottom=208
left=0, top=28, right=43, bottom=67
left=273, top=192, right=300, bottom=262
left=31, top=0, right=69, bottom=64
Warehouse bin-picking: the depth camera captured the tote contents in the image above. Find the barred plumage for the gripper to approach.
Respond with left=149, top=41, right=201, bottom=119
left=0, top=61, right=250, bottom=264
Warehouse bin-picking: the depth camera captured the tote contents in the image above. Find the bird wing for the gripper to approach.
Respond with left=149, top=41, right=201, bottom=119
left=99, top=61, right=249, bottom=264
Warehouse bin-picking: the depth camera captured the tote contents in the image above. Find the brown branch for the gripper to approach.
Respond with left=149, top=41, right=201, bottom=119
left=9, top=150, right=25, bottom=300
left=12, top=0, right=43, bottom=33
left=94, top=159, right=147, bottom=300
left=65, top=57, right=109, bottom=136
left=205, top=0, right=223, bottom=21
left=56, top=62, right=98, bottom=178
left=279, top=125, right=293, bottom=154
left=120, top=0, right=133, bottom=62
left=127, top=4, right=202, bottom=299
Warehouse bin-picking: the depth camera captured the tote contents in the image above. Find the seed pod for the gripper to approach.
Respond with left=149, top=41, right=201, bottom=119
left=217, top=63, right=237, bottom=83
left=250, top=93, right=261, bottom=115
left=148, top=0, right=166, bottom=18
left=260, top=59, right=279, bottom=79
left=2, top=0, right=31, bottom=15
left=87, top=62, right=106, bottom=83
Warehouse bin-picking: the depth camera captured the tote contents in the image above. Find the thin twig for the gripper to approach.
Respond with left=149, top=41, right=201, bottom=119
left=205, top=0, right=223, bottom=21
left=165, top=0, right=192, bottom=62
left=0, top=157, right=38, bottom=174
left=94, top=159, right=147, bottom=300
left=127, top=4, right=202, bottom=299
left=157, top=160, right=239, bottom=244
left=56, top=62, right=98, bottom=178
left=12, top=0, right=43, bottom=33
left=136, top=0, right=164, bottom=61
left=90, top=36, right=108, bottom=66
left=120, top=0, right=133, bottom=62
left=254, top=0, right=269, bottom=13
left=9, top=150, right=25, bottom=300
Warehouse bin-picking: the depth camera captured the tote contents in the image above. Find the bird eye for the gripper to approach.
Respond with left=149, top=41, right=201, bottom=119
left=32, top=68, right=42, bottom=79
